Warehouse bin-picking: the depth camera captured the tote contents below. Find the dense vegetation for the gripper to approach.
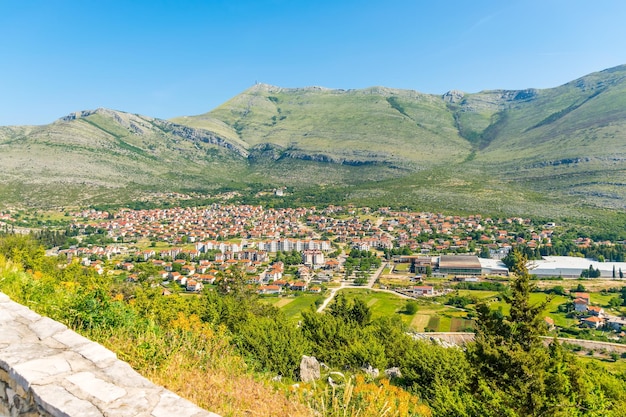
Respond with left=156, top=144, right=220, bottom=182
left=2, top=236, right=626, bottom=416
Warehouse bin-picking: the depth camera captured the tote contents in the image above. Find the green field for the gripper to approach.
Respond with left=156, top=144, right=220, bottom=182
left=338, top=289, right=411, bottom=320
left=260, top=294, right=321, bottom=323
left=455, top=290, right=500, bottom=301
left=336, top=289, right=471, bottom=331
left=590, top=292, right=621, bottom=308
left=577, top=355, right=626, bottom=374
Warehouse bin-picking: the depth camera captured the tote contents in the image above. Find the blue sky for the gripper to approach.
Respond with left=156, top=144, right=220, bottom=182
left=1, top=0, right=626, bottom=125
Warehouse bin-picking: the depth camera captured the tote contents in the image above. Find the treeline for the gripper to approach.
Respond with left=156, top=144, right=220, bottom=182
left=453, top=281, right=507, bottom=291
left=508, top=240, right=626, bottom=263
left=2, top=237, right=626, bottom=416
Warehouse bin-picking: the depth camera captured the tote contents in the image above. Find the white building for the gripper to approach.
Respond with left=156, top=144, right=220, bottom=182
left=303, top=249, right=325, bottom=269
left=528, top=256, right=626, bottom=278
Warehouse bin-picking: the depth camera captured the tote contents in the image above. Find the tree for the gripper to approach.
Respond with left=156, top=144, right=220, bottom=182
left=405, top=301, right=419, bottom=315
left=551, top=285, right=565, bottom=296
left=328, top=293, right=371, bottom=326
left=467, top=249, right=552, bottom=415
left=620, top=286, right=626, bottom=307
left=609, top=296, right=622, bottom=309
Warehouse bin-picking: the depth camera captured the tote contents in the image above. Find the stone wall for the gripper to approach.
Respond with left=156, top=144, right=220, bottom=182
left=413, top=332, right=626, bottom=353
left=0, top=292, right=220, bottom=417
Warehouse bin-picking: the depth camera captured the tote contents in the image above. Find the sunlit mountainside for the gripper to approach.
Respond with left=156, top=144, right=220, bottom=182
left=2, top=65, right=626, bottom=220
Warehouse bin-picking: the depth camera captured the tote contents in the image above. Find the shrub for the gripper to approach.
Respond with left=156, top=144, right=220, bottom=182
left=405, top=301, right=418, bottom=315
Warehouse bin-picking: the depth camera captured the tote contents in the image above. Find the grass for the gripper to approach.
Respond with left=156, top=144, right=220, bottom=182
left=274, top=298, right=295, bottom=308
left=286, top=295, right=323, bottom=319
left=261, top=294, right=321, bottom=323
left=577, top=355, right=626, bottom=375
left=338, top=289, right=408, bottom=317
left=455, top=290, right=500, bottom=300
left=488, top=293, right=569, bottom=316
left=426, top=316, right=440, bottom=331
left=411, top=314, right=432, bottom=331
left=450, top=317, right=475, bottom=332
left=590, top=292, right=620, bottom=307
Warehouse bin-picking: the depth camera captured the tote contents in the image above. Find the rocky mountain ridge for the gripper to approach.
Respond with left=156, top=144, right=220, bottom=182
left=1, top=64, right=626, bottom=216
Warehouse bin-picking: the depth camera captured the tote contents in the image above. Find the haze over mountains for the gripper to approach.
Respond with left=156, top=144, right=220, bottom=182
left=2, top=65, right=626, bottom=216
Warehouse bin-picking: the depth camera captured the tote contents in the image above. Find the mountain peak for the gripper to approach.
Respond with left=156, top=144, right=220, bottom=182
left=58, top=108, right=132, bottom=122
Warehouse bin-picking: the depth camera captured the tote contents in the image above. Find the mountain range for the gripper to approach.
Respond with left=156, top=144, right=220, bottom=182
left=2, top=65, right=626, bottom=220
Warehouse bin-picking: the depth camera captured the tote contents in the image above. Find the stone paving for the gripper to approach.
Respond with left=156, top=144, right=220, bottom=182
left=0, top=292, right=220, bottom=417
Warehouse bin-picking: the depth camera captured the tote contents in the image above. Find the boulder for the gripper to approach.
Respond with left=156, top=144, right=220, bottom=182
left=384, top=367, right=402, bottom=379
left=361, top=364, right=379, bottom=379
left=300, top=355, right=321, bottom=382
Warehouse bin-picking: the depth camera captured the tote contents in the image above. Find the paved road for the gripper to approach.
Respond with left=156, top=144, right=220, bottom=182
left=316, top=262, right=392, bottom=312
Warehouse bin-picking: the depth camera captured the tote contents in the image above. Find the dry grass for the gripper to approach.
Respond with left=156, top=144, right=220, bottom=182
left=410, top=314, right=431, bottom=331
left=275, top=298, right=296, bottom=308
left=535, top=279, right=623, bottom=292
left=147, top=362, right=313, bottom=417
left=90, top=314, right=314, bottom=417
left=366, top=298, right=379, bottom=307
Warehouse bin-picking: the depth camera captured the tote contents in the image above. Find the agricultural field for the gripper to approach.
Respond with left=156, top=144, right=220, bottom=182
left=264, top=282, right=626, bottom=335
left=259, top=293, right=322, bottom=323
left=393, top=263, right=410, bottom=272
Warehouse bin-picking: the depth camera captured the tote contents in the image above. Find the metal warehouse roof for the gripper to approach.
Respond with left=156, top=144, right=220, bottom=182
left=439, top=255, right=481, bottom=269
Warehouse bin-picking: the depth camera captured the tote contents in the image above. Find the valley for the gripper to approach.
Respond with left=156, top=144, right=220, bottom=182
left=3, top=64, right=626, bottom=416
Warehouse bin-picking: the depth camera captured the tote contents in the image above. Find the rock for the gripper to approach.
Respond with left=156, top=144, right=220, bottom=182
left=299, top=355, right=320, bottom=382
left=361, top=364, right=379, bottom=379
left=384, top=367, right=402, bottom=379
left=442, top=90, right=465, bottom=104
left=271, top=375, right=282, bottom=382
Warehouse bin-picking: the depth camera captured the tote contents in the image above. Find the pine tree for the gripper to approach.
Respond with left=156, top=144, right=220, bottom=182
left=467, top=249, right=551, bottom=416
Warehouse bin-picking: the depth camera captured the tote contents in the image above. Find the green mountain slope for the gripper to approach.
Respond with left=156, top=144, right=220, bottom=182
left=2, top=65, right=626, bottom=221
left=0, top=109, right=250, bottom=206
left=172, top=84, right=472, bottom=166
left=467, top=65, right=626, bottom=210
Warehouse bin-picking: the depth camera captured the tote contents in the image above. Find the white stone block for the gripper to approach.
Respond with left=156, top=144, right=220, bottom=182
left=66, top=371, right=127, bottom=403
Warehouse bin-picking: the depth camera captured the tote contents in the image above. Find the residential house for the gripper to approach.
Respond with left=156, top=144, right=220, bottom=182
left=573, top=292, right=590, bottom=303
left=573, top=297, right=589, bottom=312
left=186, top=279, right=203, bottom=292
left=587, top=305, right=604, bottom=317
left=582, top=316, right=603, bottom=329
left=291, top=282, right=308, bottom=291
left=411, top=286, right=434, bottom=296
left=324, top=258, right=341, bottom=271
left=258, top=285, right=282, bottom=295
left=181, top=265, right=196, bottom=275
